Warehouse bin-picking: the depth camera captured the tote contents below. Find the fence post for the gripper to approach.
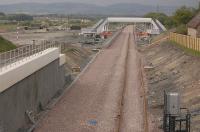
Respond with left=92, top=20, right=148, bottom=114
left=198, top=39, right=200, bottom=51
left=195, top=38, right=197, bottom=51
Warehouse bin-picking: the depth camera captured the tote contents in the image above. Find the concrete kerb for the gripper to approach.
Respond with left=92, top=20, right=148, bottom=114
left=29, top=29, right=122, bottom=131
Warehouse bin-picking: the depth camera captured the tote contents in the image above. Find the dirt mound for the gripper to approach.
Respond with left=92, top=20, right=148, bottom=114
left=140, top=41, right=200, bottom=131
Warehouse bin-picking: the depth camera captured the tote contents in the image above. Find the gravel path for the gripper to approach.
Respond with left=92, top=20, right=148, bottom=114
left=119, top=27, right=144, bottom=132
left=35, top=26, right=144, bottom=132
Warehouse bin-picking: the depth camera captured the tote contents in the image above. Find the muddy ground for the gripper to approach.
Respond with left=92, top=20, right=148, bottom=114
left=1, top=30, right=98, bottom=76
left=139, top=41, right=200, bottom=132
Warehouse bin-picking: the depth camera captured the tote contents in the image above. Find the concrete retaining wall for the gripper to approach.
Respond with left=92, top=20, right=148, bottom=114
left=0, top=48, right=60, bottom=93
left=0, top=59, right=65, bottom=132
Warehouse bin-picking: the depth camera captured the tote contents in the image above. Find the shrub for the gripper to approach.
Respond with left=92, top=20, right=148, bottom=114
left=175, top=24, right=187, bottom=35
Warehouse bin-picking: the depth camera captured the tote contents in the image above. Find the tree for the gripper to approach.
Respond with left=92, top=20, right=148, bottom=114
left=145, top=12, right=167, bottom=24
left=173, top=6, right=195, bottom=25
left=8, top=14, right=33, bottom=21
left=0, top=12, right=5, bottom=16
left=175, top=24, right=187, bottom=35
left=144, top=12, right=175, bottom=29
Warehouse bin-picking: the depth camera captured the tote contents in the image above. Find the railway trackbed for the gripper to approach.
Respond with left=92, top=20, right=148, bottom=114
left=35, top=26, right=148, bottom=132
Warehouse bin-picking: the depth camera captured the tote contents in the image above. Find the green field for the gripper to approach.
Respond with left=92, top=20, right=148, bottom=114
left=0, top=36, right=16, bottom=53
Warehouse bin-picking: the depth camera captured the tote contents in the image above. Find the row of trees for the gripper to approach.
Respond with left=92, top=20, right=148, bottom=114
left=145, top=3, right=200, bottom=34
left=0, top=13, right=33, bottom=21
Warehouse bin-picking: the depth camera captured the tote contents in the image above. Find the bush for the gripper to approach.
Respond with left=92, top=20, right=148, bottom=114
left=144, top=6, right=197, bottom=30
left=144, top=12, right=176, bottom=29
left=175, top=24, right=187, bottom=35
left=7, top=14, right=33, bottom=21
left=145, top=12, right=168, bottom=24
left=0, top=12, right=5, bottom=16
left=173, top=6, right=195, bottom=25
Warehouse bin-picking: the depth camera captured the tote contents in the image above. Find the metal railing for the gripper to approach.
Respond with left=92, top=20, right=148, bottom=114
left=146, top=29, right=160, bottom=35
left=0, top=41, right=62, bottom=72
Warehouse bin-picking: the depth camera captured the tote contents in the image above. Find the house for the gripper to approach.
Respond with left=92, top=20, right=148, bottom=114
left=187, top=13, right=200, bottom=37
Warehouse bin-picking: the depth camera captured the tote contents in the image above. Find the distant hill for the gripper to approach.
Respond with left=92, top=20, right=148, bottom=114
left=0, top=2, right=177, bottom=16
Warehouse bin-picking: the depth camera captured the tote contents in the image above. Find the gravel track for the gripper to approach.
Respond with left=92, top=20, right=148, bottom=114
left=35, top=26, right=144, bottom=132
left=119, top=27, right=144, bottom=132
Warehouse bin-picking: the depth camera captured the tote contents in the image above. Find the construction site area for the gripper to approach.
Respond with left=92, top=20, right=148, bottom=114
left=0, top=6, right=200, bottom=132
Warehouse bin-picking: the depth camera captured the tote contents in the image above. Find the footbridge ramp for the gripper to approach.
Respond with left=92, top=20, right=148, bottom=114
left=81, top=19, right=105, bottom=34
left=155, top=19, right=167, bottom=32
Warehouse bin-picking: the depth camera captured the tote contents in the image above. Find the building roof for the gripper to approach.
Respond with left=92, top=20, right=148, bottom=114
left=188, top=12, right=200, bottom=29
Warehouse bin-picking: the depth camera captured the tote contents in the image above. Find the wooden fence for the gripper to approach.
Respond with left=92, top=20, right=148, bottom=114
left=169, top=32, right=200, bottom=51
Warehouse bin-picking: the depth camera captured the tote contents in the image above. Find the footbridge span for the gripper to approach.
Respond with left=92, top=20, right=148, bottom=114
left=82, top=17, right=167, bottom=35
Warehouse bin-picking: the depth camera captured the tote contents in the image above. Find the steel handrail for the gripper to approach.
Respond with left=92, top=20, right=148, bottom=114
left=0, top=41, right=62, bottom=72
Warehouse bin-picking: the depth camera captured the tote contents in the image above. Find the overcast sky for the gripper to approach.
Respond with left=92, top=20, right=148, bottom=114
left=0, top=0, right=198, bottom=7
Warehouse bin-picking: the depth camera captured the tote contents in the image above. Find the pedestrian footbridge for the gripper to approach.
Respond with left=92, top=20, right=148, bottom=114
left=81, top=17, right=167, bottom=35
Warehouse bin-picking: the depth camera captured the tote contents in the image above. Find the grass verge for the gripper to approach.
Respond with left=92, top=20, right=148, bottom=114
left=166, top=40, right=200, bottom=57
left=0, top=36, right=16, bottom=53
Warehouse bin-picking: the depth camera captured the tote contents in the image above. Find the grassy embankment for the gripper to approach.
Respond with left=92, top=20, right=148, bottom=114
left=151, top=31, right=200, bottom=57
left=167, top=40, right=200, bottom=57
left=0, top=36, right=16, bottom=53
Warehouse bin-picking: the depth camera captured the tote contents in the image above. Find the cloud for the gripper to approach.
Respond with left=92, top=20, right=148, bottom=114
left=0, top=0, right=198, bottom=7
